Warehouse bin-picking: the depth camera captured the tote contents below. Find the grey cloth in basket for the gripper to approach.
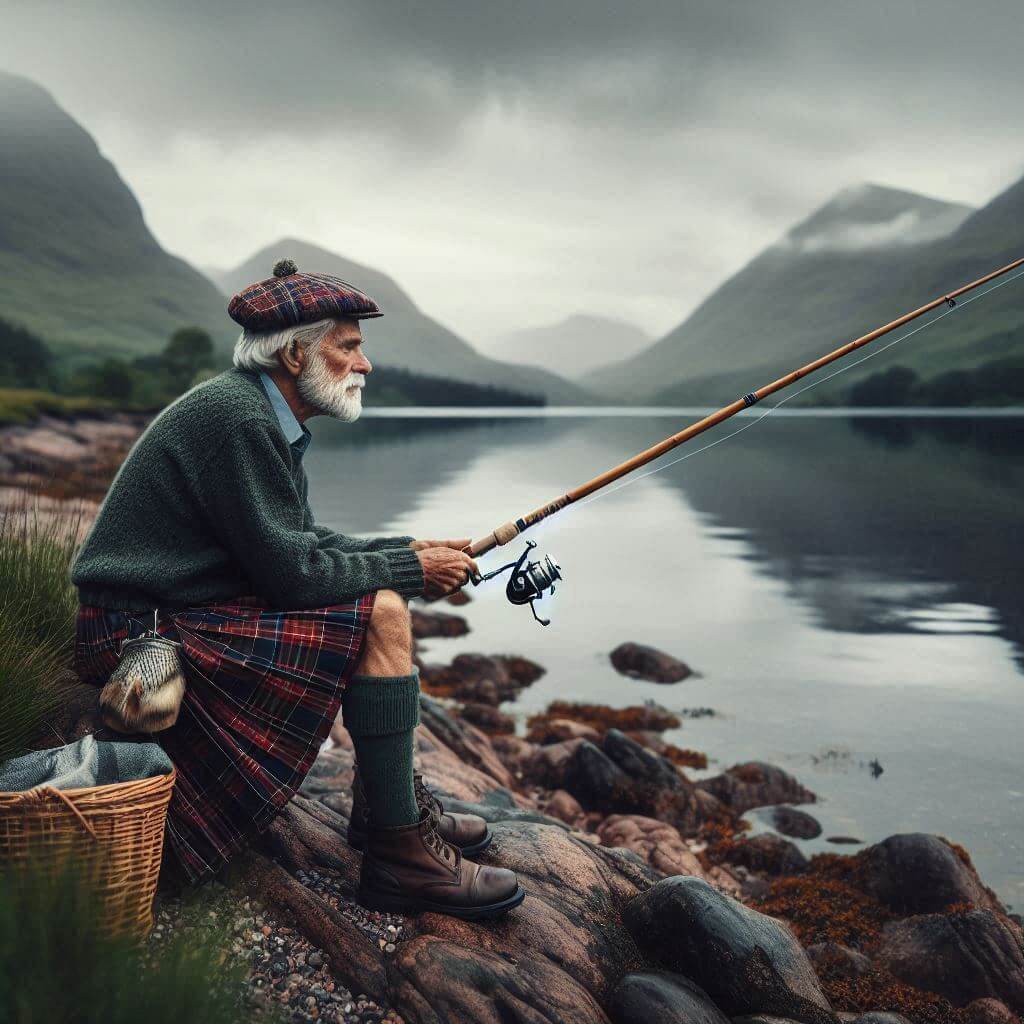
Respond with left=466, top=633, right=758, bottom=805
left=0, top=734, right=173, bottom=792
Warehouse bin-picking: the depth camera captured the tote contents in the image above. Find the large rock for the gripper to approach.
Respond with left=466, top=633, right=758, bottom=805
left=527, top=717, right=602, bottom=745
left=417, top=694, right=516, bottom=790
left=697, top=763, right=816, bottom=816
left=721, top=834, right=808, bottom=876
left=385, top=816, right=660, bottom=1023
left=610, top=971, right=731, bottom=1024
left=418, top=653, right=544, bottom=705
left=456, top=701, right=515, bottom=735
left=963, top=998, right=1018, bottom=1024
left=410, top=608, right=469, bottom=639
left=248, top=794, right=661, bottom=1024
left=542, top=789, right=586, bottom=826
left=610, top=643, right=694, bottom=683
left=623, top=876, right=835, bottom=1024
left=490, top=733, right=540, bottom=777
left=875, top=909, right=1024, bottom=1011
left=857, top=834, right=1001, bottom=915
left=597, top=815, right=741, bottom=895
left=754, top=806, right=822, bottom=841
left=530, top=736, right=717, bottom=836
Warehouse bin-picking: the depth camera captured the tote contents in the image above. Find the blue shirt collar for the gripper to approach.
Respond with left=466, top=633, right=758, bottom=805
left=258, top=371, right=312, bottom=457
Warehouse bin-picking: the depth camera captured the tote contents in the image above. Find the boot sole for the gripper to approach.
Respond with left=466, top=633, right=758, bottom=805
left=347, top=828, right=493, bottom=859
left=358, top=882, right=526, bottom=920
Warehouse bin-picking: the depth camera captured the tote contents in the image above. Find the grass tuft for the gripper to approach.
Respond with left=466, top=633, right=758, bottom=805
left=0, top=492, right=85, bottom=761
left=0, top=858, right=260, bottom=1024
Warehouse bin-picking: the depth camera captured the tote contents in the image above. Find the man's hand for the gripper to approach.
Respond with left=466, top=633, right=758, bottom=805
left=414, top=545, right=479, bottom=599
left=409, top=538, right=472, bottom=553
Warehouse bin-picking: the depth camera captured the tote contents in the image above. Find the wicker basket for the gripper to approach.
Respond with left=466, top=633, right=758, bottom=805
left=0, top=767, right=176, bottom=937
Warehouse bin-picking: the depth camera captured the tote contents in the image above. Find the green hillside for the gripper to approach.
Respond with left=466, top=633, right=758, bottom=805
left=211, top=239, right=592, bottom=404
left=587, top=181, right=1024, bottom=405
left=0, top=71, right=234, bottom=368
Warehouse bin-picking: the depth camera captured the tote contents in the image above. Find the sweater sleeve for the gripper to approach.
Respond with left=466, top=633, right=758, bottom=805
left=193, top=418, right=425, bottom=606
left=311, top=523, right=417, bottom=552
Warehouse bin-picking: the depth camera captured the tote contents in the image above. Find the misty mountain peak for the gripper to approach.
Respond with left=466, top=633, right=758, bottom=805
left=487, top=314, right=652, bottom=380
left=782, top=182, right=973, bottom=254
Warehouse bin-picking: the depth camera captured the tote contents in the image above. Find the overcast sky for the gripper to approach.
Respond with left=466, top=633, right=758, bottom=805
left=1, top=1, right=1021, bottom=343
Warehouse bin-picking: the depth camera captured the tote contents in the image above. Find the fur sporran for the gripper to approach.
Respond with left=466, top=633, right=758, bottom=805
left=99, top=610, right=186, bottom=733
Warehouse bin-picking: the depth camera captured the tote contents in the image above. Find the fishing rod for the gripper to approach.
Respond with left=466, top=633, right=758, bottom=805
left=462, top=255, right=1024, bottom=625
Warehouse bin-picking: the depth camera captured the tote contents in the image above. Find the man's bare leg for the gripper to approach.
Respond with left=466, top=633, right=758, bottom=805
left=355, top=589, right=414, bottom=676
left=341, top=590, right=420, bottom=827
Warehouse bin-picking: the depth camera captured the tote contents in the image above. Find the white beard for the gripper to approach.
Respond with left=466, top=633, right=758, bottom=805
left=296, top=347, right=365, bottom=422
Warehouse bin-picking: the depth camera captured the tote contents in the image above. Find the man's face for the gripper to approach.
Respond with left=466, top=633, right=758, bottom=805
left=295, top=317, right=373, bottom=422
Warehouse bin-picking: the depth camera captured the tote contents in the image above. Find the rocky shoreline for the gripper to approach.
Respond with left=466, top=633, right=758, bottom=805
left=40, top=598, right=1023, bottom=1024
left=10, top=412, right=1024, bottom=1023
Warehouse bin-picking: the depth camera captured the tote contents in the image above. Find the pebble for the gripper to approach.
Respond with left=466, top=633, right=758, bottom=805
left=146, top=884, right=406, bottom=1024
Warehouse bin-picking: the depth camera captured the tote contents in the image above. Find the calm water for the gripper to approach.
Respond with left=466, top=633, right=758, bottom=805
left=305, top=409, right=1024, bottom=907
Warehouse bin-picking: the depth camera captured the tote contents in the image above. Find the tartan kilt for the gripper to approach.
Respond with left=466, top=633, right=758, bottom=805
left=72, top=592, right=376, bottom=882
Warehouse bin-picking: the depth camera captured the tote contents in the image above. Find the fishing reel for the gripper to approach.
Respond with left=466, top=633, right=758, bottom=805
left=471, top=540, right=562, bottom=626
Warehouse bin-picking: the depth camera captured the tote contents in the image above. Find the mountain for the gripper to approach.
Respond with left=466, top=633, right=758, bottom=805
left=585, top=180, right=1024, bottom=405
left=0, top=71, right=233, bottom=366
left=210, top=240, right=591, bottom=404
left=478, top=315, right=652, bottom=380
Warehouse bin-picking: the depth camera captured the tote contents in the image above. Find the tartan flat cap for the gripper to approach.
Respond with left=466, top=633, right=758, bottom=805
left=228, top=258, right=382, bottom=332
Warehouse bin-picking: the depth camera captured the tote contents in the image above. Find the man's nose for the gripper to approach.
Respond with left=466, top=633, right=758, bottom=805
left=356, top=352, right=372, bottom=374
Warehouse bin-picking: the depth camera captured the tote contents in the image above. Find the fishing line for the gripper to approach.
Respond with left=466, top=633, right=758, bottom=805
left=575, top=264, right=1024, bottom=510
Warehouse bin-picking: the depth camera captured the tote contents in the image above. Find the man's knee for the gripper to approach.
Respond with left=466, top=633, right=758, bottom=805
left=367, top=589, right=411, bottom=644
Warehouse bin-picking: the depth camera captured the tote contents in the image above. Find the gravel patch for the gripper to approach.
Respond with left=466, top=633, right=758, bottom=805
left=150, top=882, right=405, bottom=1023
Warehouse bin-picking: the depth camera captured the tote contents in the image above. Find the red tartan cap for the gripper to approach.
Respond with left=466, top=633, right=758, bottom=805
left=227, top=258, right=382, bottom=332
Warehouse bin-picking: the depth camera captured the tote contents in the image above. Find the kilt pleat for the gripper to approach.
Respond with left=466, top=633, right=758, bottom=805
left=73, top=592, right=376, bottom=882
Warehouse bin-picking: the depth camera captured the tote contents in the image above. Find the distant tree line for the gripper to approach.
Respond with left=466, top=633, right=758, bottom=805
left=0, top=315, right=216, bottom=406
left=367, top=365, right=545, bottom=406
left=0, top=317, right=58, bottom=390
left=0, top=315, right=544, bottom=408
left=846, top=355, right=1024, bottom=407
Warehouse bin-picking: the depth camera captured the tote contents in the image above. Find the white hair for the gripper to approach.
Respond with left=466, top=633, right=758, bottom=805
left=232, top=316, right=336, bottom=372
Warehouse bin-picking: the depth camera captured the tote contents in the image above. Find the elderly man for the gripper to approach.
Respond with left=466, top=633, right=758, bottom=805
left=69, top=259, right=525, bottom=920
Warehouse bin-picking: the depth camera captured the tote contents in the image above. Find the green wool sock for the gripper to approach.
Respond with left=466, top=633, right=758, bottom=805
left=341, top=669, right=421, bottom=828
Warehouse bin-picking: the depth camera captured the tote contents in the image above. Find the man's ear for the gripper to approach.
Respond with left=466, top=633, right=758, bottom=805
left=279, top=337, right=305, bottom=378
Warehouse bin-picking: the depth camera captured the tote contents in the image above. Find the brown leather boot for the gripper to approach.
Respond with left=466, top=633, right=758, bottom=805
left=347, top=764, right=492, bottom=856
left=359, top=806, right=525, bottom=919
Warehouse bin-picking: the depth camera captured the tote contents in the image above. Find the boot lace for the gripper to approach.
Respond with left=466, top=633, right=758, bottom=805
left=423, top=816, right=457, bottom=868
left=414, top=772, right=444, bottom=826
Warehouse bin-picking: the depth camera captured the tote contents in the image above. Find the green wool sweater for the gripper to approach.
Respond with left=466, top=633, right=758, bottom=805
left=69, top=367, right=425, bottom=612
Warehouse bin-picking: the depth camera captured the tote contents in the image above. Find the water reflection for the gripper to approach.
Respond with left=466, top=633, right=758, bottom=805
left=307, top=412, right=1024, bottom=669
left=303, top=410, right=1023, bottom=905
left=645, top=415, right=1024, bottom=671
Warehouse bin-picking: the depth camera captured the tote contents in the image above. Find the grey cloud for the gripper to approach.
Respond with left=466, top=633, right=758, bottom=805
left=0, top=0, right=1020, bottom=341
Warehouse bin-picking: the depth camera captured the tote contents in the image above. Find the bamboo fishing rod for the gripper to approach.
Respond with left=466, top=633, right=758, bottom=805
left=469, top=254, right=1024, bottom=560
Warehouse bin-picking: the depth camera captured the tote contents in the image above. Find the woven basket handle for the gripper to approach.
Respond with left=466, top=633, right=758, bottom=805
left=15, top=786, right=98, bottom=840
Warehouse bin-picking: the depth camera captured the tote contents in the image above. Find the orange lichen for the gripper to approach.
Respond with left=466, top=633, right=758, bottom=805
left=696, top=818, right=752, bottom=872
left=655, top=741, right=708, bottom=770
left=751, top=854, right=892, bottom=949
left=417, top=672, right=463, bottom=700
left=744, top=839, right=985, bottom=1024
left=526, top=701, right=681, bottom=735
left=814, top=955, right=969, bottom=1024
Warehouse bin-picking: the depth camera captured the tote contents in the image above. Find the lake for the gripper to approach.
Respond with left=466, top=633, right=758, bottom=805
left=304, top=408, right=1024, bottom=908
